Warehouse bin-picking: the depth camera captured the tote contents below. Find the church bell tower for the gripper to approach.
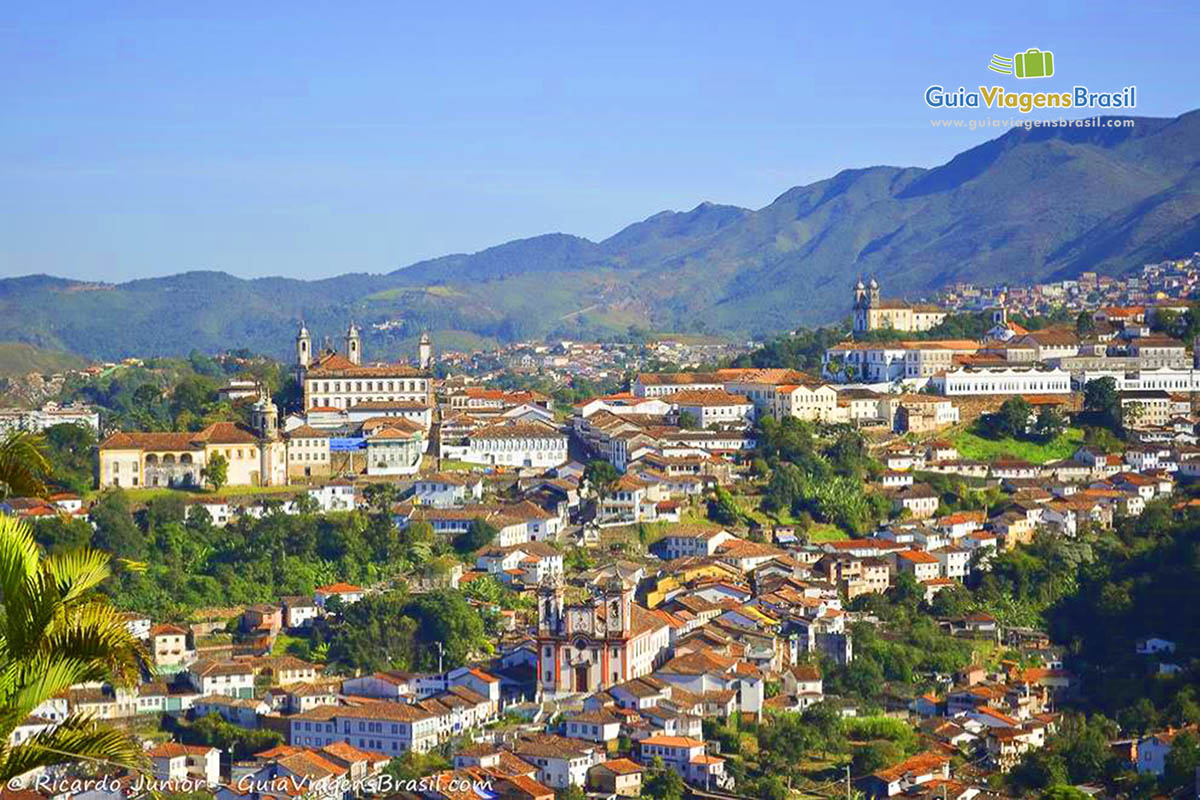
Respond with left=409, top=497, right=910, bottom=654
left=296, top=322, right=311, bottom=369
left=346, top=323, right=362, bottom=366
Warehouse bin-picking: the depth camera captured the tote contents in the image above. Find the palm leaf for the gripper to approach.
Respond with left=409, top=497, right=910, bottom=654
left=0, top=516, right=150, bottom=778
left=0, top=432, right=50, bottom=501
left=0, top=713, right=147, bottom=782
left=42, top=548, right=114, bottom=604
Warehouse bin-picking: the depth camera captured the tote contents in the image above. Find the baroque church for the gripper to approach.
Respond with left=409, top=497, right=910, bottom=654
left=536, top=575, right=671, bottom=697
left=852, top=276, right=948, bottom=333
left=295, top=323, right=434, bottom=412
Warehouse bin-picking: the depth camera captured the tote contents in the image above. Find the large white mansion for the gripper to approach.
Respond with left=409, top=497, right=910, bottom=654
left=296, top=323, right=433, bottom=412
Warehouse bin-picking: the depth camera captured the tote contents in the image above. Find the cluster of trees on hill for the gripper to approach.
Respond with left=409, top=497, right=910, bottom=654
left=1049, top=505, right=1200, bottom=724
left=30, top=489, right=455, bottom=619
left=978, top=396, right=1068, bottom=442
left=755, top=417, right=889, bottom=534
left=317, top=589, right=489, bottom=674
left=729, top=327, right=846, bottom=372
left=57, top=350, right=300, bottom=431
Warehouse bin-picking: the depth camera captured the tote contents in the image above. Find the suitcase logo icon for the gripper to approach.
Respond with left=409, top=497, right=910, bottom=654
left=988, top=48, right=1055, bottom=79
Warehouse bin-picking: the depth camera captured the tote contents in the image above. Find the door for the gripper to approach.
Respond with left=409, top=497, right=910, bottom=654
left=575, top=665, right=589, bottom=693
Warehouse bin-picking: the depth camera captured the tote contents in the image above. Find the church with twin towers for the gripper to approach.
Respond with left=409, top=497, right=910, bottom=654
left=293, top=322, right=434, bottom=412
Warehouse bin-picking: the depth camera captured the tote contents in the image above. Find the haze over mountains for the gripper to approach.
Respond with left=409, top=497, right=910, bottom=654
left=3, top=110, right=1199, bottom=361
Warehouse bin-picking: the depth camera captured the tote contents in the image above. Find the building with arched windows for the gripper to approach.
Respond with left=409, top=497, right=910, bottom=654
left=295, top=323, right=433, bottom=418
left=536, top=576, right=671, bottom=698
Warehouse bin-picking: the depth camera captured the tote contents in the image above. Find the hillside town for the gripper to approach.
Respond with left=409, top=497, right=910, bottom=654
left=3, top=254, right=1200, bottom=800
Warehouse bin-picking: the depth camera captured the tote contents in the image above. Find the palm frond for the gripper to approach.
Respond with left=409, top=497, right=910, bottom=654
left=0, top=431, right=50, bottom=501
left=0, top=656, right=97, bottom=736
left=0, top=713, right=147, bottom=782
left=43, top=547, right=114, bottom=604
left=39, top=601, right=150, bottom=684
left=0, top=499, right=149, bottom=780
left=0, top=517, right=42, bottom=657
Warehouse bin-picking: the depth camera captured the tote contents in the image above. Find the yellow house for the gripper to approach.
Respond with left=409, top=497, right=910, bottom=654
left=644, top=559, right=741, bottom=607
left=98, top=422, right=286, bottom=489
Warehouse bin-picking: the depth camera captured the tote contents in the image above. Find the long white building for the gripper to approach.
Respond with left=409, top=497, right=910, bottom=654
left=1075, top=367, right=1200, bottom=393
left=462, top=423, right=568, bottom=469
left=932, top=367, right=1072, bottom=396
left=0, top=402, right=100, bottom=435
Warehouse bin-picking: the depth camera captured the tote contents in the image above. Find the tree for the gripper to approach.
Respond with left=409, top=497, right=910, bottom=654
left=453, top=517, right=498, bottom=554
left=324, top=589, right=486, bottom=673
left=90, top=489, right=148, bottom=560
left=201, top=452, right=228, bottom=492
left=385, top=749, right=450, bottom=782
left=984, top=397, right=1033, bottom=439
left=1074, top=311, right=1095, bottom=338
left=1082, top=377, right=1122, bottom=434
left=852, top=740, right=904, bottom=775
left=0, top=431, right=51, bottom=500
left=676, top=411, right=700, bottom=430
left=757, top=712, right=815, bottom=785
left=928, top=584, right=973, bottom=618
left=41, top=424, right=97, bottom=495
left=362, top=482, right=401, bottom=514
left=1033, top=405, right=1068, bottom=442
left=643, top=756, right=685, bottom=800
left=1164, top=731, right=1200, bottom=788
left=0, top=515, right=148, bottom=780
left=583, top=460, right=620, bottom=504
left=707, top=487, right=744, bottom=526
left=184, top=713, right=282, bottom=760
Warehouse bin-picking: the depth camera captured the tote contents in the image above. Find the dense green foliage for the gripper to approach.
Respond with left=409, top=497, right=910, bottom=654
left=1049, top=506, right=1200, bottom=721
left=321, top=589, right=488, bottom=674
left=730, top=327, right=848, bottom=371
left=977, top=397, right=1067, bottom=443
left=57, top=351, right=300, bottom=429
left=179, top=713, right=283, bottom=761
left=31, top=489, right=436, bottom=618
left=756, top=418, right=888, bottom=534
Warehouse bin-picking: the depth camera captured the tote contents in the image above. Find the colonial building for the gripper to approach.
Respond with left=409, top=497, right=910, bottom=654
left=462, top=423, right=568, bottom=469
left=97, top=392, right=287, bottom=488
left=536, top=577, right=671, bottom=698
left=852, top=277, right=948, bottom=333
left=296, top=323, right=432, bottom=414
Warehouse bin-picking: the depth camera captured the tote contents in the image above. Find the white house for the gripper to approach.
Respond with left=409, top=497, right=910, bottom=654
left=636, top=735, right=730, bottom=789
left=307, top=481, right=358, bottom=512
left=186, top=661, right=255, bottom=699
left=412, top=473, right=486, bottom=507
left=314, top=582, right=365, bottom=608
left=462, top=424, right=568, bottom=469
left=147, top=743, right=221, bottom=788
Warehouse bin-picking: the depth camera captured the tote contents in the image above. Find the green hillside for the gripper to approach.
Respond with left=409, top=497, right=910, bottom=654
left=0, top=342, right=87, bottom=377
left=2, top=111, right=1199, bottom=359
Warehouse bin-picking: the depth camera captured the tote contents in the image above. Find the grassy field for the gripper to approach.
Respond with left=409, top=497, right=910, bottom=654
left=272, top=632, right=308, bottom=657
left=85, top=483, right=303, bottom=504
left=806, top=523, right=846, bottom=543
left=430, top=458, right=480, bottom=472
left=951, top=425, right=1084, bottom=464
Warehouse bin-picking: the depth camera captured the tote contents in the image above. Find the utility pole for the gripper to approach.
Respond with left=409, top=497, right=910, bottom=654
left=436, top=641, right=444, bottom=675
left=846, top=764, right=852, bottom=800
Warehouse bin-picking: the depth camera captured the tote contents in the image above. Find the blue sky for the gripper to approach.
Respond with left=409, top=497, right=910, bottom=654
left=0, top=1, right=1195, bottom=282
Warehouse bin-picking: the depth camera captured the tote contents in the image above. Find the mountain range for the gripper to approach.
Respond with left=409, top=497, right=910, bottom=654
left=3, top=110, right=1199, bottom=362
